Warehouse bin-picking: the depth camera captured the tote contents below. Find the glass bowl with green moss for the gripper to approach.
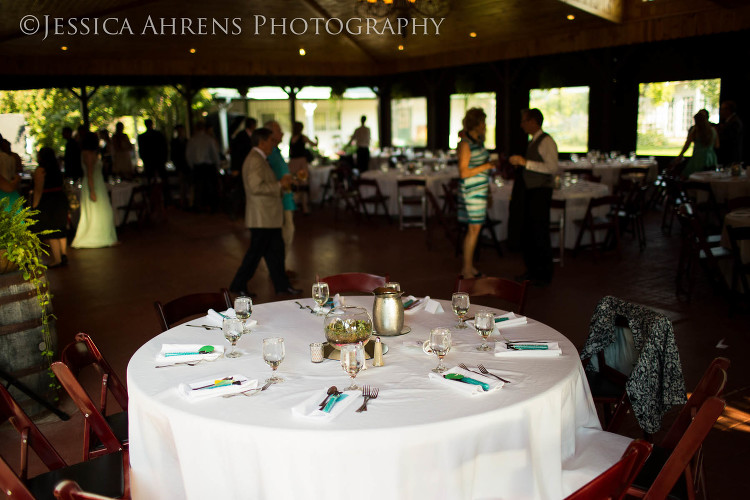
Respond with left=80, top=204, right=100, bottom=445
left=324, top=306, right=373, bottom=348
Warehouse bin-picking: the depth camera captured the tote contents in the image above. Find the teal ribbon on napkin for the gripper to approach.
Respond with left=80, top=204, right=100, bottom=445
left=444, top=373, right=490, bottom=391
left=507, top=343, right=548, bottom=350
left=322, top=393, right=348, bottom=413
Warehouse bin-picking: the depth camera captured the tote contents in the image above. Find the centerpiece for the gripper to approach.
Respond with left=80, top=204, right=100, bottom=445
left=324, top=306, right=372, bottom=348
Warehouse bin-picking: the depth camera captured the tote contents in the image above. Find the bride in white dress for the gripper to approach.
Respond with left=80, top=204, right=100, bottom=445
left=72, top=131, right=118, bottom=248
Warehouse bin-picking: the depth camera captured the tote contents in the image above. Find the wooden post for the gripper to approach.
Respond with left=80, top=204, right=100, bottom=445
left=68, top=86, right=98, bottom=130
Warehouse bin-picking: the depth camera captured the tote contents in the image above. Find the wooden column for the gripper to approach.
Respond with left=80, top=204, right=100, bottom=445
left=68, top=86, right=98, bottom=130
left=377, top=82, right=392, bottom=148
left=174, top=84, right=199, bottom=136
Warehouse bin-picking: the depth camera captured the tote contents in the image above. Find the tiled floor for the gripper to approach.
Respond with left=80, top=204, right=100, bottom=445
left=2, top=200, right=748, bottom=498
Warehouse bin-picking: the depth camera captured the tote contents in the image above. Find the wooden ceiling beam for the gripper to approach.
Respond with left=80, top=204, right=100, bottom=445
left=557, top=0, right=623, bottom=23
left=299, top=0, right=379, bottom=62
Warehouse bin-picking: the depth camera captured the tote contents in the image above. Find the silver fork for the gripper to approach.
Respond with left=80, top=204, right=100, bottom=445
left=477, top=363, right=511, bottom=384
left=458, top=362, right=489, bottom=379
left=223, top=380, right=273, bottom=398
left=356, top=386, right=379, bottom=412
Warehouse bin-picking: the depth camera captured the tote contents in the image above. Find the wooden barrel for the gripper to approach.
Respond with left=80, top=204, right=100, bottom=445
left=0, top=270, right=58, bottom=417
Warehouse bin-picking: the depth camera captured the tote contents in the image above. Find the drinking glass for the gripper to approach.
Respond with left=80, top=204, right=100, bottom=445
left=262, top=337, right=285, bottom=383
left=312, top=282, right=330, bottom=315
left=451, top=292, right=470, bottom=329
left=234, top=296, right=252, bottom=333
left=222, top=317, right=243, bottom=358
left=474, top=310, right=495, bottom=351
left=340, top=343, right=365, bottom=390
left=429, top=327, right=451, bottom=373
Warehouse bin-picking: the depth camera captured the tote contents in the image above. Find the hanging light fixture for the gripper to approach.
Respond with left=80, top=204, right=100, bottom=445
left=355, top=0, right=450, bottom=19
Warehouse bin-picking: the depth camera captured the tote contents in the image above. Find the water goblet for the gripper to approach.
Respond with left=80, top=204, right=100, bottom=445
left=262, top=337, right=285, bottom=383
left=312, top=282, right=330, bottom=315
left=474, top=310, right=495, bottom=351
left=340, top=343, right=365, bottom=391
left=429, top=327, right=451, bottom=373
left=222, top=317, right=243, bottom=358
left=451, top=292, right=470, bottom=329
left=234, top=296, right=252, bottom=333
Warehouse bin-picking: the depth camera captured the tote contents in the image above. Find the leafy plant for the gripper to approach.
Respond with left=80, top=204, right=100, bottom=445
left=0, top=198, right=58, bottom=391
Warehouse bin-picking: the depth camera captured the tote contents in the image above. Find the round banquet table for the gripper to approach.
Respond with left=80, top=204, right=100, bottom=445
left=722, top=208, right=750, bottom=264
left=127, top=297, right=601, bottom=500
left=360, top=167, right=458, bottom=215
left=558, top=159, right=657, bottom=191
left=688, top=170, right=750, bottom=203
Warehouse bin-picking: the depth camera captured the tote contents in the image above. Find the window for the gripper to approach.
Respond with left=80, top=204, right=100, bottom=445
left=636, top=79, right=720, bottom=156
left=449, top=93, right=496, bottom=149
left=391, top=97, right=427, bottom=147
left=529, top=86, right=589, bottom=153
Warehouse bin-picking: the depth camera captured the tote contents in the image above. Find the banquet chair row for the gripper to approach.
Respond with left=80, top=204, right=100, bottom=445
left=356, top=178, right=391, bottom=223
left=573, top=195, right=622, bottom=258
left=154, top=288, right=232, bottom=332
left=454, top=276, right=528, bottom=315
left=397, top=178, right=427, bottom=230
left=550, top=198, right=566, bottom=266
left=0, top=383, right=128, bottom=500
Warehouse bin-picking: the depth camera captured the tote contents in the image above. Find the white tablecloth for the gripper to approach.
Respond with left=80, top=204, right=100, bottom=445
left=488, top=180, right=610, bottom=248
left=308, top=165, right=334, bottom=204
left=360, top=167, right=458, bottom=215
left=688, top=170, right=750, bottom=203
left=70, top=181, right=136, bottom=226
left=128, top=297, right=601, bottom=500
left=558, top=160, right=657, bottom=192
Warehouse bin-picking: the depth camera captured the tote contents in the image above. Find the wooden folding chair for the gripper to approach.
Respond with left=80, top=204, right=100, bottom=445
left=550, top=198, right=566, bottom=266
left=565, top=439, right=653, bottom=500
left=425, top=188, right=461, bottom=251
left=319, top=272, right=389, bottom=295
left=356, top=178, right=391, bottom=223
left=627, top=397, right=726, bottom=500
left=454, top=276, right=529, bottom=315
left=154, top=288, right=232, bottom=332
left=116, top=183, right=150, bottom=228
left=55, top=480, right=117, bottom=500
left=574, top=195, right=622, bottom=258
left=617, top=179, right=648, bottom=251
left=397, top=178, right=427, bottom=230
left=0, top=385, right=127, bottom=500
left=59, top=333, right=129, bottom=462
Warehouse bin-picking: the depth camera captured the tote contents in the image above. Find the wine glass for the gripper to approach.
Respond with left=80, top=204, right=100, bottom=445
left=222, top=317, right=243, bottom=358
left=452, top=292, right=470, bottom=329
left=262, top=337, right=285, bottom=383
left=312, top=282, right=330, bottom=315
left=234, top=296, right=252, bottom=333
left=474, top=310, right=495, bottom=351
left=340, top=343, right=365, bottom=391
left=429, top=327, right=451, bottom=373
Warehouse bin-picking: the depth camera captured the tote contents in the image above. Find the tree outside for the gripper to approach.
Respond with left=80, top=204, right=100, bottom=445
left=529, top=86, right=589, bottom=153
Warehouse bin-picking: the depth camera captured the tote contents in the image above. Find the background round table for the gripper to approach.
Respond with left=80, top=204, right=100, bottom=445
left=689, top=170, right=750, bottom=203
left=127, top=296, right=601, bottom=500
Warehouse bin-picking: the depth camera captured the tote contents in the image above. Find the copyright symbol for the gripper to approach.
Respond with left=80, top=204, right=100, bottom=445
left=20, top=15, right=40, bottom=35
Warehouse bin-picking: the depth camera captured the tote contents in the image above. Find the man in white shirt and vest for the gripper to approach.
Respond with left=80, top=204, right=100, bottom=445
left=509, top=108, right=558, bottom=286
left=349, top=115, right=371, bottom=171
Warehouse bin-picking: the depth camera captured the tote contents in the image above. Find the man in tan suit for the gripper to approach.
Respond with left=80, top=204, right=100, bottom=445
left=230, top=127, right=301, bottom=296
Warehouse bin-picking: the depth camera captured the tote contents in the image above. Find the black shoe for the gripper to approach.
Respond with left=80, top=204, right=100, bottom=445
left=276, top=286, right=302, bottom=296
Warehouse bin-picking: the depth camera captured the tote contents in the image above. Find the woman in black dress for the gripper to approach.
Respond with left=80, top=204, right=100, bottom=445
left=32, top=146, right=69, bottom=267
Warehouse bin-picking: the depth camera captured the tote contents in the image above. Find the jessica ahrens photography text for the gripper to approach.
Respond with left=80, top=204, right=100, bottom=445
left=19, top=15, right=446, bottom=40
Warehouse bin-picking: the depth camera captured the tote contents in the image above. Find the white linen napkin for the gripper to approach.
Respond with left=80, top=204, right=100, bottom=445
left=494, top=341, right=562, bottom=357
left=177, top=374, right=256, bottom=402
left=291, top=390, right=359, bottom=421
left=206, top=308, right=258, bottom=329
left=156, top=344, right=224, bottom=365
left=428, top=366, right=503, bottom=395
left=467, top=311, right=527, bottom=330
left=403, top=295, right=444, bottom=315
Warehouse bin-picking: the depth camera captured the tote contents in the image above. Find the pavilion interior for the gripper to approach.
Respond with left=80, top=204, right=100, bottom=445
left=1, top=0, right=750, bottom=498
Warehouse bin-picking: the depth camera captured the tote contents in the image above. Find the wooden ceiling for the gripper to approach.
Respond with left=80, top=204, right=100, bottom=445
left=1, top=0, right=748, bottom=87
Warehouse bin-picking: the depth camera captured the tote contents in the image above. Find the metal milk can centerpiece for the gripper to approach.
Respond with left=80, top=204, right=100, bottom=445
left=372, top=286, right=404, bottom=336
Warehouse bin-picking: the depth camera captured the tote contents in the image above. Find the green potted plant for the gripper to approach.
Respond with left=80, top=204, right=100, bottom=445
left=0, top=197, right=56, bottom=370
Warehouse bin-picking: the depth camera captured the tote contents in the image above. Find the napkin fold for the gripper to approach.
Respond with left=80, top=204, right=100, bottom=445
left=206, top=308, right=258, bottom=329
left=467, top=312, right=527, bottom=330
left=291, top=389, right=359, bottom=421
left=428, top=366, right=503, bottom=395
left=178, top=374, right=256, bottom=402
left=494, top=341, right=562, bottom=357
left=403, top=295, right=444, bottom=315
left=156, top=344, right=224, bottom=365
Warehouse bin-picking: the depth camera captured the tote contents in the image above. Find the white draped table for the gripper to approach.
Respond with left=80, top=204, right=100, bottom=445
left=688, top=170, right=750, bottom=203
left=128, top=297, right=601, bottom=500
left=558, top=159, right=657, bottom=191
left=360, top=167, right=458, bottom=215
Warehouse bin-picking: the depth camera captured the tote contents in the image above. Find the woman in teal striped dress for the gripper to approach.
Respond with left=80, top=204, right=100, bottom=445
left=457, top=108, right=495, bottom=278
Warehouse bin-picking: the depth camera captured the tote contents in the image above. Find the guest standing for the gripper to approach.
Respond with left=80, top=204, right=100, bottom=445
left=62, top=126, right=82, bottom=179
left=186, top=120, right=220, bottom=213
left=228, top=117, right=256, bottom=218
left=71, top=132, right=118, bottom=248
left=229, top=128, right=300, bottom=297
left=32, top=147, right=69, bottom=267
left=718, top=101, right=743, bottom=166
left=457, top=108, right=494, bottom=279
left=111, top=122, right=134, bottom=179
left=676, top=109, right=718, bottom=178
left=509, top=108, right=558, bottom=285
left=138, top=118, right=168, bottom=186
left=98, top=129, right=113, bottom=181
left=265, top=121, right=297, bottom=274
left=349, top=115, right=371, bottom=172
left=288, top=121, right=317, bottom=214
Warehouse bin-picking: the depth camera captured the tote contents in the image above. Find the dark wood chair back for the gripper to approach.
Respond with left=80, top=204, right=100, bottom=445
left=154, top=289, right=232, bottom=332
left=565, top=439, right=653, bottom=500
left=55, top=480, right=118, bottom=500
left=319, top=272, right=390, bottom=295
left=454, top=276, right=528, bottom=315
